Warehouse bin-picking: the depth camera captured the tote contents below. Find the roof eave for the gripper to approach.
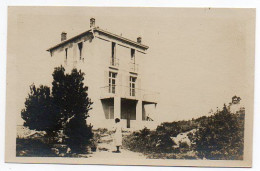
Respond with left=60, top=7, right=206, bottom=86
left=46, top=29, right=92, bottom=52
left=47, top=27, right=149, bottom=52
left=94, top=28, right=149, bottom=50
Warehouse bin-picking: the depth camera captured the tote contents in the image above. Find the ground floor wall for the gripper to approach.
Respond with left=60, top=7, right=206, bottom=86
left=87, top=96, right=158, bottom=131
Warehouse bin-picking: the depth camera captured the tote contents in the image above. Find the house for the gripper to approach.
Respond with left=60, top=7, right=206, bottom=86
left=47, top=18, right=158, bottom=130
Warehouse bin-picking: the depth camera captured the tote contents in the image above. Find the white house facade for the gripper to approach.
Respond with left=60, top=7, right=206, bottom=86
left=47, top=18, right=158, bottom=130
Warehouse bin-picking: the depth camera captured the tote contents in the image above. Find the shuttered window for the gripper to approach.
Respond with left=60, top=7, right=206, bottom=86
left=130, top=76, right=136, bottom=96
left=109, top=72, right=117, bottom=94
left=78, top=42, right=83, bottom=60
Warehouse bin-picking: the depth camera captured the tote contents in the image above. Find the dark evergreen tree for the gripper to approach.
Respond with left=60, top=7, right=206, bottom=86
left=21, top=84, right=60, bottom=136
left=52, top=67, right=93, bottom=152
left=21, top=66, right=93, bottom=153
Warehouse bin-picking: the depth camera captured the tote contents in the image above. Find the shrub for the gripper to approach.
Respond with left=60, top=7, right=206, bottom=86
left=16, top=138, right=56, bottom=157
left=124, top=98, right=245, bottom=160
left=193, top=104, right=244, bottom=160
left=123, top=127, right=174, bottom=154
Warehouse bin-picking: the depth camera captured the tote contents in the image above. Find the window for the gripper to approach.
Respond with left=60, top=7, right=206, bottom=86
left=111, top=42, right=116, bottom=66
left=131, top=49, right=135, bottom=63
left=65, top=48, right=68, bottom=60
left=78, top=42, right=83, bottom=60
left=112, top=42, right=116, bottom=59
left=108, top=106, right=114, bottom=119
left=130, top=76, right=136, bottom=96
left=109, top=72, right=117, bottom=94
left=110, top=42, right=119, bottom=67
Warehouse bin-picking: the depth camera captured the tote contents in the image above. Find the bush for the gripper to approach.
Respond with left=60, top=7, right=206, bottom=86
left=193, top=104, right=244, bottom=160
left=123, top=127, right=174, bottom=154
left=16, top=138, right=56, bottom=157
left=124, top=98, right=245, bottom=160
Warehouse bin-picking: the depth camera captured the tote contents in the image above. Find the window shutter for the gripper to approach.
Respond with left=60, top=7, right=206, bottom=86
left=137, top=78, right=141, bottom=98
left=114, top=43, right=117, bottom=59
left=73, top=43, right=78, bottom=64
left=104, top=70, right=109, bottom=87
left=117, top=73, right=122, bottom=94
left=118, top=73, right=122, bottom=86
left=137, top=78, right=141, bottom=89
left=125, top=75, right=129, bottom=87
left=78, top=42, right=84, bottom=60
left=125, top=75, right=130, bottom=96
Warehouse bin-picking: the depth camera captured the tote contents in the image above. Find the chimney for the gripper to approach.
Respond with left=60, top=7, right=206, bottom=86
left=137, top=37, right=142, bottom=43
left=90, top=18, right=95, bottom=28
left=61, top=32, right=67, bottom=42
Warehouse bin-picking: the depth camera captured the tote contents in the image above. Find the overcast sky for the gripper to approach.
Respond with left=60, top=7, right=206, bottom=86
left=7, top=7, right=255, bottom=124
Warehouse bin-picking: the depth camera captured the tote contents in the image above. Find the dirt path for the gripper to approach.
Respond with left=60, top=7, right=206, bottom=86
left=88, top=132, right=146, bottom=159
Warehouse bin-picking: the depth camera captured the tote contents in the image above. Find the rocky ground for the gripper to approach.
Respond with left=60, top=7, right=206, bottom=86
left=88, top=130, right=146, bottom=159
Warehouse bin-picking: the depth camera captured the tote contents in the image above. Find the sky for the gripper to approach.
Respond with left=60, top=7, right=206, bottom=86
left=7, top=7, right=255, bottom=124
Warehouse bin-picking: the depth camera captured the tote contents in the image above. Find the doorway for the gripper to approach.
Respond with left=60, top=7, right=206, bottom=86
left=127, top=110, right=131, bottom=128
left=121, top=99, right=137, bottom=128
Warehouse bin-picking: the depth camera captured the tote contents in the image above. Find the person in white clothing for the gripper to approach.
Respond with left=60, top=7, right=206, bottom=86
left=114, top=118, right=122, bottom=153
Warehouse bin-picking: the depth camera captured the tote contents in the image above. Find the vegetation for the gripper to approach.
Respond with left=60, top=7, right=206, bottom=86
left=123, top=122, right=197, bottom=159
left=123, top=97, right=245, bottom=160
left=21, top=85, right=61, bottom=137
left=20, top=66, right=93, bottom=155
left=193, top=104, right=244, bottom=160
left=16, top=138, right=56, bottom=157
left=52, top=67, right=93, bottom=152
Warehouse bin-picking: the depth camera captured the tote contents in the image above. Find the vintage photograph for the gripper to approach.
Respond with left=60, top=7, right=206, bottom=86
left=5, top=7, right=255, bottom=167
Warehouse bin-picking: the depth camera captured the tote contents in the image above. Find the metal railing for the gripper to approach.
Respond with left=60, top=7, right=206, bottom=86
left=129, top=62, right=138, bottom=73
left=110, top=58, right=119, bottom=67
left=100, top=85, right=158, bottom=103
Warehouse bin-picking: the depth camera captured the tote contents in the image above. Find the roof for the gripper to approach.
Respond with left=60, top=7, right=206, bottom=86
left=47, top=27, right=149, bottom=52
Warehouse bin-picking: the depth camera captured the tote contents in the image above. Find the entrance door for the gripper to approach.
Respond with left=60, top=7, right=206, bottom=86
left=127, top=110, right=130, bottom=128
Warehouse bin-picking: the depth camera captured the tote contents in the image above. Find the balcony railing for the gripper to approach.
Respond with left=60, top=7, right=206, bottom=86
left=100, top=85, right=158, bottom=103
left=110, top=58, right=119, bottom=68
left=129, top=62, right=138, bottom=73
left=108, top=57, right=139, bottom=73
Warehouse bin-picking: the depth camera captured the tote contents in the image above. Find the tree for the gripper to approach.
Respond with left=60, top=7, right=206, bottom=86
left=65, top=117, right=93, bottom=153
left=21, top=66, right=93, bottom=152
left=52, top=67, right=93, bottom=152
left=21, top=84, right=61, bottom=136
left=52, top=67, right=93, bottom=126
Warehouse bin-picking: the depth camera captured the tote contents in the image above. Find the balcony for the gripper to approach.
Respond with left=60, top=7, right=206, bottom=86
left=100, top=85, right=158, bottom=104
left=129, top=62, right=138, bottom=73
left=110, top=58, right=119, bottom=68
left=142, top=90, right=159, bottom=104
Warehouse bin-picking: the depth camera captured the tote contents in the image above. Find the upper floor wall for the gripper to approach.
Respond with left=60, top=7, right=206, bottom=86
left=48, top=27, right=149, bottom=91
left=49, top=30, right=147, bottom=72
left=46, top=18, right=150, bottom=101
left=46, top=22, right=159, bottom=105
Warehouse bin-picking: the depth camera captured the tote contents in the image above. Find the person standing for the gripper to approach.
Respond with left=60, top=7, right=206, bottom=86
left=114, top=118, right=122, bottom=153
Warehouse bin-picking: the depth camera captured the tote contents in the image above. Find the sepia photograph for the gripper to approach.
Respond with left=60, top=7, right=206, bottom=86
left=5, top=7, right=255, bottom=167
